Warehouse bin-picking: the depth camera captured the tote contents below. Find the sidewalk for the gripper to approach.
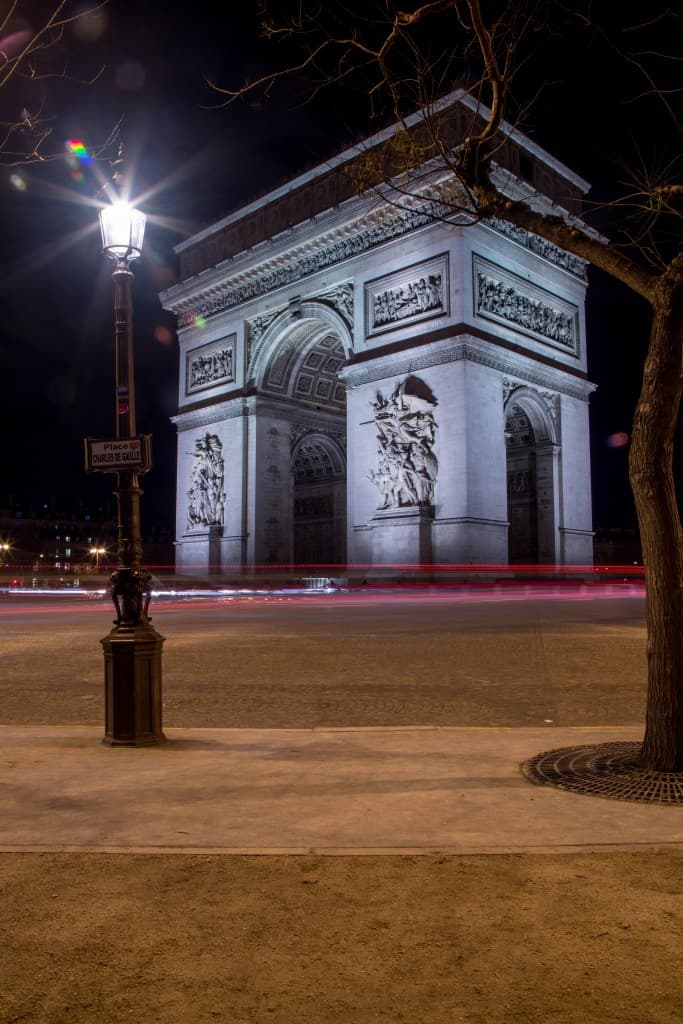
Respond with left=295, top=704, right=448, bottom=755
left=2, top=723, right=681, bottom=855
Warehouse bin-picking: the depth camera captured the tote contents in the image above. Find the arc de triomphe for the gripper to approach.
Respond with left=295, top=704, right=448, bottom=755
left=161, top=90, right=594, bottom=573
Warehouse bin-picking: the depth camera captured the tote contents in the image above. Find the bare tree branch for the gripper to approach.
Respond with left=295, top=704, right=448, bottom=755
left=0, top=1, right=109, bottom=164
left=206, top=0, right=683, bottom=772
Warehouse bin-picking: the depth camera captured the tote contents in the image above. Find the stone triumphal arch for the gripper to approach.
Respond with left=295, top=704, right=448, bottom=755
left=162, top=90, right=595, bottom=572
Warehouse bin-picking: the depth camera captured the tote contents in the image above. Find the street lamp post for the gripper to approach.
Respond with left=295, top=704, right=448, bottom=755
left=96, top=191, right=165, bottom=746
left=89, top=546, right=106, bottom=570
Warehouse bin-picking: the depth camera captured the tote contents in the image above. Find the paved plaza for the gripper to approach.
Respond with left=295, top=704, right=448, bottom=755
left=2, top=586, right=682, bottom=1023
left=0, top=584, right=649, bottom=729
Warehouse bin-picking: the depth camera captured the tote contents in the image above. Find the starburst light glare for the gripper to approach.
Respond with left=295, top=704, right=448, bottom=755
left=99, top=201, right=146, bottom=260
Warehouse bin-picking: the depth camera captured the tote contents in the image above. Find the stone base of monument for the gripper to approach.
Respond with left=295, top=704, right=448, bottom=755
left=176, top=524, right=222, bottom=574
left=431, top=517, right=509, bottom=566
left=370, top=506, right=433, bottom=566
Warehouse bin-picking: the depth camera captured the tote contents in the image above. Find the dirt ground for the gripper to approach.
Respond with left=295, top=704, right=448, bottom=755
left=3, top=592, right=679, bottom=1023
left=2, top=852, right=682, bottom=1024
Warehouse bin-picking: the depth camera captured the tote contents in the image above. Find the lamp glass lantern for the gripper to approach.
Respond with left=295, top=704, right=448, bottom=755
left=99, top=201, right=146, bottom=260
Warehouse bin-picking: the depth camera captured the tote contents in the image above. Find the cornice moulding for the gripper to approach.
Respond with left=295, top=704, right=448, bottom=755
left=340, top=334, right=595, bottom=400
left=163, top=192, right=588, bottom=331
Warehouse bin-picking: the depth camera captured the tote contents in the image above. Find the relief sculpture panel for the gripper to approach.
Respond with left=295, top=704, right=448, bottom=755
left=186, top=433, right=226, bottom=530
left=186, top=336, right=235, bottom=396
left=473, top=255, right=579, bottom=354
left=369, top=376, right=439, bottom=509
left=365, top=254, right=449, bottom=338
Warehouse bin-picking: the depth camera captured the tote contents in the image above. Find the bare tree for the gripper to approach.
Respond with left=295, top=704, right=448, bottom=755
left=0, top=0, right=109, bottom=164
left=213, top=0, right=683, bottom=772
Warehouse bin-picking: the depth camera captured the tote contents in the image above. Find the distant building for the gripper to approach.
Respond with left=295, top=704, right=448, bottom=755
left=162, top=90, right=595, bottom=572
left=0, top=499, right=174, bottom=581
left=0, top=500, right=117, bottom=580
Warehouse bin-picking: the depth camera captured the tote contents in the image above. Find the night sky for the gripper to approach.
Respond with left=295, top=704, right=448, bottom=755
left=0, top=1, right=677, bottom=539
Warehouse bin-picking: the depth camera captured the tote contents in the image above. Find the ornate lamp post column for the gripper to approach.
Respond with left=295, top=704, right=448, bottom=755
left=96, top=195, right=165, bottom=746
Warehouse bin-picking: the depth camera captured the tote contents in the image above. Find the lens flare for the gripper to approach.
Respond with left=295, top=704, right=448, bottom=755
left=607, top=432, right=629, bottom=448
left=154, top=324, right=174, bottom=345
left=66, top=139, right=93, bottom=165
left=71, top=8, right=108, bottom=42
left=0, top=29, right=32, bottom=59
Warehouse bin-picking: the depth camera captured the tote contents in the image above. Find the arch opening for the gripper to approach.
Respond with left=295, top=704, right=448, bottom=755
left=506, top=403, right=538, bottom=562
left=292, top=433, right=346, bottom=566
left=253, top=315, right=349, bottom=567
left=505, top=391, right=559, bottom=565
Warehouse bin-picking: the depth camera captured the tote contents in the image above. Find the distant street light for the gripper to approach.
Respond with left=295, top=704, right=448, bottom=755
left=89, top=156, right=165, bottom=746
left=0, top=541, right=10, bottom=564
left=89, top=546, right=106, bottom=569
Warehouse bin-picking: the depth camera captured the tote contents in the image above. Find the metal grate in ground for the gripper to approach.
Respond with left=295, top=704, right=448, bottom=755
left=521, top=741, right=683, bottom=804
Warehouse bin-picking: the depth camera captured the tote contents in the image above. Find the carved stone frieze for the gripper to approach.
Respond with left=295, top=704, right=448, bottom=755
left=503, top=376, right=558, bottom=411
left=477, top=274, right=574, bottom=347
left=170, top=197, right=588, bottom=333
left=314, top=282, right=354, bottom=325
left=186, top=336, right=235, bottom=396
left=365, top=254, right=449, bottom=337
left=370, top=376, right=439, bottom=509
left=173, top=201, right=452, bottom=329
left=538, top=389, right=560, bottom=423
left=503, top=377, right=561, bottom=441
left=502, top=376, right=516, bottom=407
left=373, top=274, right=443, bottom=328
left=485, top=217, right=587, bottom=280
left=186, top=433, right=226, bottom=530
left=246, top=287, right=353, bottom=381
left=246, top=308, right=284, bottom=367
left=473, top=255, right=579, bottom=353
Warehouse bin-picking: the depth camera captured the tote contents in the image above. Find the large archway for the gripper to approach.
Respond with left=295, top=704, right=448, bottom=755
left=292, top=433, right=346, bottom=564
left=251, top=308, right=349, bottom=566
left=504, top=389, right=559, bottom=564
left=505, top=404, right=538, bottom=562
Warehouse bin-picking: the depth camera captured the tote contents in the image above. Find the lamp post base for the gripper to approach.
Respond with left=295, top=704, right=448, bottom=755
left=101, top=624, right=165, bottom=746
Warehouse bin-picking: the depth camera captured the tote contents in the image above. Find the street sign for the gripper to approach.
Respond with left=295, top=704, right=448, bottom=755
left=84, top=436, right=153, bottom=473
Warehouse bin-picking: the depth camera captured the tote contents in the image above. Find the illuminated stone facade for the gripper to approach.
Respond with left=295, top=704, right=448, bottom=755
left=161, top=90, right=595, bottom=571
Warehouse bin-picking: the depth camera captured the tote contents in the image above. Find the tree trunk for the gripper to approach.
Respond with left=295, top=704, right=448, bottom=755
left=630, top=281, right=683, bottom=772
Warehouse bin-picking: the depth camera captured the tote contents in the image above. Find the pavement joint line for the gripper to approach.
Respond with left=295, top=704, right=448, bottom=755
left=0, top=724, right=644, bottom=734
left=2, top=843, right=683, bottom=856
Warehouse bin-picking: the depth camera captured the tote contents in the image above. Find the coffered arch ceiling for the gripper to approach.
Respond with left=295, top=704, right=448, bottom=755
left=292, top=433, right=346, bottom=484
left=505, top=404, right=535, bottom=448
left=261, top=320, right=346, bottom=413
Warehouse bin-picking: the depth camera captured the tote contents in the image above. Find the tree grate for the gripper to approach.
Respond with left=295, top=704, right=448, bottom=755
left=521, top=741, right=683, bottom=804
